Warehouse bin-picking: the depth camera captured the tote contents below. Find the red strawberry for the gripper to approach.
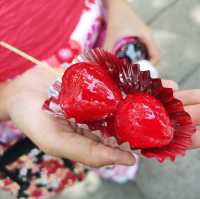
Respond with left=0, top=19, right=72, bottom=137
left=115, top=93, right=174, bottom=149
left=59, top=63, right=122, bottom=122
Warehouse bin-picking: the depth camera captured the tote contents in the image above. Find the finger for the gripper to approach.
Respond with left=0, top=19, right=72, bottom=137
left=174, top=90, right=200, bottom=105
left=162, top=80, right=179, bottom=91
left=67, top=121, right=100, bottom=142
left=21, top=108, right=135, bottom=168
left=47, top=131, right=135, bottom=168
left=9, top=95, right=134, bottom=168
left=37, top=115, right=135, bottom=167
left=184, top=105, right=200, bottom=125
left=190, top=127, right=200, bottom=149
left=77, top=128, right=101, bottom=142
left=140, top=36, right=160, bottom=65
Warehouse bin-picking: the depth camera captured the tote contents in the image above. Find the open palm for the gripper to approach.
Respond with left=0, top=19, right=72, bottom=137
left=4, top=65, right=135, bottom=167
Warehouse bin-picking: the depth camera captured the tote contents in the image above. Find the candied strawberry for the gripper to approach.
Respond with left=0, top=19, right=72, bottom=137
left=44, top=48, right=196, bottom=162
left=59, top=63, right=122, bottom=122
left=115, top=93, right=174, bottom=149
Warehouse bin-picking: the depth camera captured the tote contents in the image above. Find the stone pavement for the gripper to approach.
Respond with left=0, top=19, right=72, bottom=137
left=1, top=0, right=199, bottom=198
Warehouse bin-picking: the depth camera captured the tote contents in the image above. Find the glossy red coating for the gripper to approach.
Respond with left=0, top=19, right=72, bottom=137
left=44, top=49, right=196, bottom=162
left=115, top=93, right=173, bottom=149
left=59, top=63, right=122, bottom=122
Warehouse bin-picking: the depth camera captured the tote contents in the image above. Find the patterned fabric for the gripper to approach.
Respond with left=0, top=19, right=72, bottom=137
left=0, top=149, right=87, bottom=198
left=0, top=0, right=106, bottom=198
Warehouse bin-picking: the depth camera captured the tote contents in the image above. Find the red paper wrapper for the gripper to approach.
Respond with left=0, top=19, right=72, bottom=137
left=43, top=48, right=196, bottom=163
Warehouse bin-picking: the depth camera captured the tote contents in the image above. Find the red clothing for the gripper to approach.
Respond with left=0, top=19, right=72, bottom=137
left=0, top=0, right=84, bottom=82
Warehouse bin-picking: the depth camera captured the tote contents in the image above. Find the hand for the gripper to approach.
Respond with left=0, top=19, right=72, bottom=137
left=0, top=65, right=135, bottom=167
left=174, top=90, right=200, bottom=149
left=104, top=0, right=160, bottom=65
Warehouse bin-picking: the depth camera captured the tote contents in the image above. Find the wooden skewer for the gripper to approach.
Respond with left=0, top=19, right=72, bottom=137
left=0, top=41, right=62, bottom=76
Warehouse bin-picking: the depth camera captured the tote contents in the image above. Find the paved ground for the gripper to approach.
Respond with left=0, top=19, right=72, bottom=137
left=1, top=0, right=200, bottom=198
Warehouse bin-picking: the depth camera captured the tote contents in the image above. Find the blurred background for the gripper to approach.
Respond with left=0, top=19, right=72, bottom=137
left=1, top=0, right=200, bottom=198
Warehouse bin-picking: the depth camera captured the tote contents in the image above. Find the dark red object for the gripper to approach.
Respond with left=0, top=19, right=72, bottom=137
left=115, top=93, right=173, bottom=149
left=59, top=63, right=122, bottom=122
left=32, top=190, right=42, bottom=197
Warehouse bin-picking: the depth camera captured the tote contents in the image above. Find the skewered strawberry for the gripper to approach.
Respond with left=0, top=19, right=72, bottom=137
left=59, top=63, right=122, bottom=122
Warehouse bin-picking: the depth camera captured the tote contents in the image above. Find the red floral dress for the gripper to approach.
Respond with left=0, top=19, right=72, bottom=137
left=0, top=0, right=106, bottom=198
